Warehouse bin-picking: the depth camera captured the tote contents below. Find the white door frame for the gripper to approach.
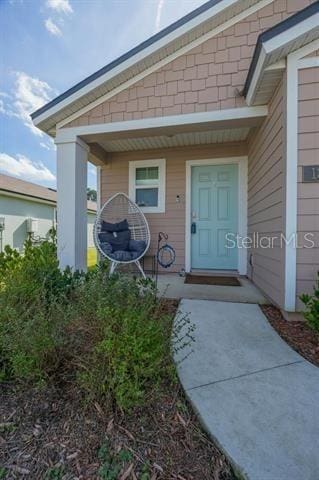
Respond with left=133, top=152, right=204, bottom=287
left=185, top=156, right=248, bottom=274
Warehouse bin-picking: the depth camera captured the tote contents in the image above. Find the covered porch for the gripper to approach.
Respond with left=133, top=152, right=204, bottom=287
left=55, top=106, right=267, bottom=272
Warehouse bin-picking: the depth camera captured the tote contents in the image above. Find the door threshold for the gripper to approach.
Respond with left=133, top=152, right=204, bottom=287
left=190, top=269, right=239, bottom=277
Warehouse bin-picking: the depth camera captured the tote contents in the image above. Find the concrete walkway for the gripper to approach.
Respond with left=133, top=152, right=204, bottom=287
left=175, top=299, right=319, bottom=480
left=157, top=274, right=266, bottom=303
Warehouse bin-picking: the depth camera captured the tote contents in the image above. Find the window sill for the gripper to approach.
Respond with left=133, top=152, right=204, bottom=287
left=139, top=206, right=165, bottom=214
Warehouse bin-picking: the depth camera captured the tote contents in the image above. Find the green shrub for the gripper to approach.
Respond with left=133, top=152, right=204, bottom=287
left=0, top=236, right=193, bottom=410
left=71, top=273, right=175, bottom=410
left=0, top=237, right=82, bottom=382
left=300, top=272, right=319, bottom=332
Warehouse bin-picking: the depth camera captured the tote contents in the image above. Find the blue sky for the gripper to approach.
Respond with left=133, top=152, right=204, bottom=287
left=0, top=0, right=203, bottom=190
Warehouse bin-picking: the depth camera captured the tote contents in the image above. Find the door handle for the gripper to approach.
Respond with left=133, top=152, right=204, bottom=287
left=191, top=222, right=196, bottom=234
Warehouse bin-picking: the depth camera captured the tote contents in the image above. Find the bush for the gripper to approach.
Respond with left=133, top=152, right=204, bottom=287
left=0, top=237, right=193, bottom=410
left=0, top=237, right=82, bottom=382
left=69, top=273, right=175, bottom=410
left=300, top=272, right=319, bottom=332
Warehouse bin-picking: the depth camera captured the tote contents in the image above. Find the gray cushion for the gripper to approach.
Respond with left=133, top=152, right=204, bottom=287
left=129, top=239, right=146, bottom=258
left=110, top=250, right=133, bottom=262
left=101, top=219, right=129, bottom=232
left=100, top=241, right=113, bottom=255
left=99, top=229, right=131, bottom=252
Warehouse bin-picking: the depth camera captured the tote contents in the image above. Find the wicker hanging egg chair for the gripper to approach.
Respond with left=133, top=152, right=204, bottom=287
left=93, top=192, right=150, bottom=277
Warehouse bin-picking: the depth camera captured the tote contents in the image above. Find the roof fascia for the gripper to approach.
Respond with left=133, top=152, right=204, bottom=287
left=245, top=3, right=319, bottom=104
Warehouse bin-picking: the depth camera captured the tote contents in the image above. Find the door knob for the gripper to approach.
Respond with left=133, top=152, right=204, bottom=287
left=191, top=222, right=196, bottom=234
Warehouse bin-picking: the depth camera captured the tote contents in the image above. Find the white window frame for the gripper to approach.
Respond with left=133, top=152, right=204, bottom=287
left=129, top=158, right=166, bottom=214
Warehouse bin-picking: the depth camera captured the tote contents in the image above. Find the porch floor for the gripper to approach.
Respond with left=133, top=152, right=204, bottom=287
left=156, top=273, right=267, bottom=304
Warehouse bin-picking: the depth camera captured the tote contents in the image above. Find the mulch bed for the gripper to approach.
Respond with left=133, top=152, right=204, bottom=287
left=0, top=300, right=234, bottom=480
left=261, top=305, right=319, bottom=367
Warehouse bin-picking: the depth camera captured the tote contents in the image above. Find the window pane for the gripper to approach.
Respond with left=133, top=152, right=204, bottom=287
left=136, top=188, right=158, bottom=207
left=136, top=167, right=159, bottom=185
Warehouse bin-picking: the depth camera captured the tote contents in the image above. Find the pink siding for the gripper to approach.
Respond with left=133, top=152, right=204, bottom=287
left=247, top=81, right=286, bottom=307
left=296, top=66, right=319, bottom=310
left=100, top=143, right=247, bottom=272
left=67, top=0, right=314, bottom=128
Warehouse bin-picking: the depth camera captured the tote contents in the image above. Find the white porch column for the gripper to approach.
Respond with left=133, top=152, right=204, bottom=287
left=56, top=137, right=89, bottom=271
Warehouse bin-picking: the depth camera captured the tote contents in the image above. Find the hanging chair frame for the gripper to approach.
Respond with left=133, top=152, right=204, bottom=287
left=93, top=192, right=151, bottom=278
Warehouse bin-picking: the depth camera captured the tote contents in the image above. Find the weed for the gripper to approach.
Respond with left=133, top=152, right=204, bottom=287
left=98, top=443, right=133, bottom=480
left=45, top=466, right=65, bottom=479
left=0, top=467, right=7, bottom=479
left=300, top=273, right=319, bottom=332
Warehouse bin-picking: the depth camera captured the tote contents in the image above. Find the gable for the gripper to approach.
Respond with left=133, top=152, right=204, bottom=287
left=65, top=0, right=314, bottom=129
left=34, top=0, right=266, bottom=133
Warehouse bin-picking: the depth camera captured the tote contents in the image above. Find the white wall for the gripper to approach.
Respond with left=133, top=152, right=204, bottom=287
left=0, top=194, right=95, bottom=252
left=87, top=211, right=95, bottom=248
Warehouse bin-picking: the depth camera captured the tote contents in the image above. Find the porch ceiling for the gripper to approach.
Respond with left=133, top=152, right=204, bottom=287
left=95, top=127, right=250, bottom=152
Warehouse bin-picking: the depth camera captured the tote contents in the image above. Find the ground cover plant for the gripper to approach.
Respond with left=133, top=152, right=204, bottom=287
left=300, top=273, right=319, bottom=332
left=0, top=238, right=233, bottom=479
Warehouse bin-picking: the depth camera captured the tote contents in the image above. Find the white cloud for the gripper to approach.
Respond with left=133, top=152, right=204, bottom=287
left=45, top=17, right=62, bottom=36
left=46, top=0, right=73, bottom=14
left=155, top=0, right=165, bottom=32
left=40, top=138, right=56, bottom=151
left=88, top=164, right=96, bottom=175
left=0, top=152, right=56, bottom=183
left=0, top=92, right=9, bottom=114
left=0, top=99, right=5, bottom=115
left=3, top=72, right=56, bottom=136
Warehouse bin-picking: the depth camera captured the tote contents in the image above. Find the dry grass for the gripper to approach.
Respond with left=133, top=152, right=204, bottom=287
left=87, top=247, right=97, bottom=268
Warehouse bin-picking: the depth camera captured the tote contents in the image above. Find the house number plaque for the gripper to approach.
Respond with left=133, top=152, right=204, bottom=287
left=302, top=165, right=319, bottom=183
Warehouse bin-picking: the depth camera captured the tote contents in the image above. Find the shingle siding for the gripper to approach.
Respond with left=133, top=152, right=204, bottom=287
left=296, top=66, right=319, bottom=310
left=247, top=80, right=286, bottom=307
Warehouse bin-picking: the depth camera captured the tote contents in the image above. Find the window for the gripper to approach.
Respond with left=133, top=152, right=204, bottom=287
left=129, top=159, right=166, bottom=213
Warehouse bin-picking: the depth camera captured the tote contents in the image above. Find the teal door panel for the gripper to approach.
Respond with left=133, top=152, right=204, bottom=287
left=191, top=164, right=238, bottom=270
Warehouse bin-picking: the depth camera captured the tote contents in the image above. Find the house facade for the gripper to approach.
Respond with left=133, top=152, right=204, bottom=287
left=0, top=174, right=96, bottom=252
left=31, top=0, right=319, bottom=314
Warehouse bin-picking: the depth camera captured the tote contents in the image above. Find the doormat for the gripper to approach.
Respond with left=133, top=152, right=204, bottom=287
left=185, top=274, right=241, bottom=286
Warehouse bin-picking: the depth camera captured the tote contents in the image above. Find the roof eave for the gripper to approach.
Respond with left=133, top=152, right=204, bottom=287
left=244, top=2, right=319, bottom=104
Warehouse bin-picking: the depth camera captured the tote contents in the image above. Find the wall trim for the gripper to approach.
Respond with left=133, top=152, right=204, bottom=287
left=0, top=189, right=96, bottom=213
left=96, top=166, right=101, bottom=211
left=55, top=106, right=268, bottom=143
left=283, top=38, right=319, bottom=312
left=0, top=190, right=56, bottom=207
left=185, top=156, right=248, bottom=274
left=54, top=0, right=274, bottom=130
left=298, top=57, right=319, bottom=69
left=284, top=54, right=298, bottom=312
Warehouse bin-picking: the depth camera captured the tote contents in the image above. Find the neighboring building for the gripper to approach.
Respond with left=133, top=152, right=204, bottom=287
left=0, top=174, right=96, bottom=252
left=31, top=0, right=319, bottom=315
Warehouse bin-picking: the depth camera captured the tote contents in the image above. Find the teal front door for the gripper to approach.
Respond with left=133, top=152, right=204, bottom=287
left=191, top=164, right=238, bottom=270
